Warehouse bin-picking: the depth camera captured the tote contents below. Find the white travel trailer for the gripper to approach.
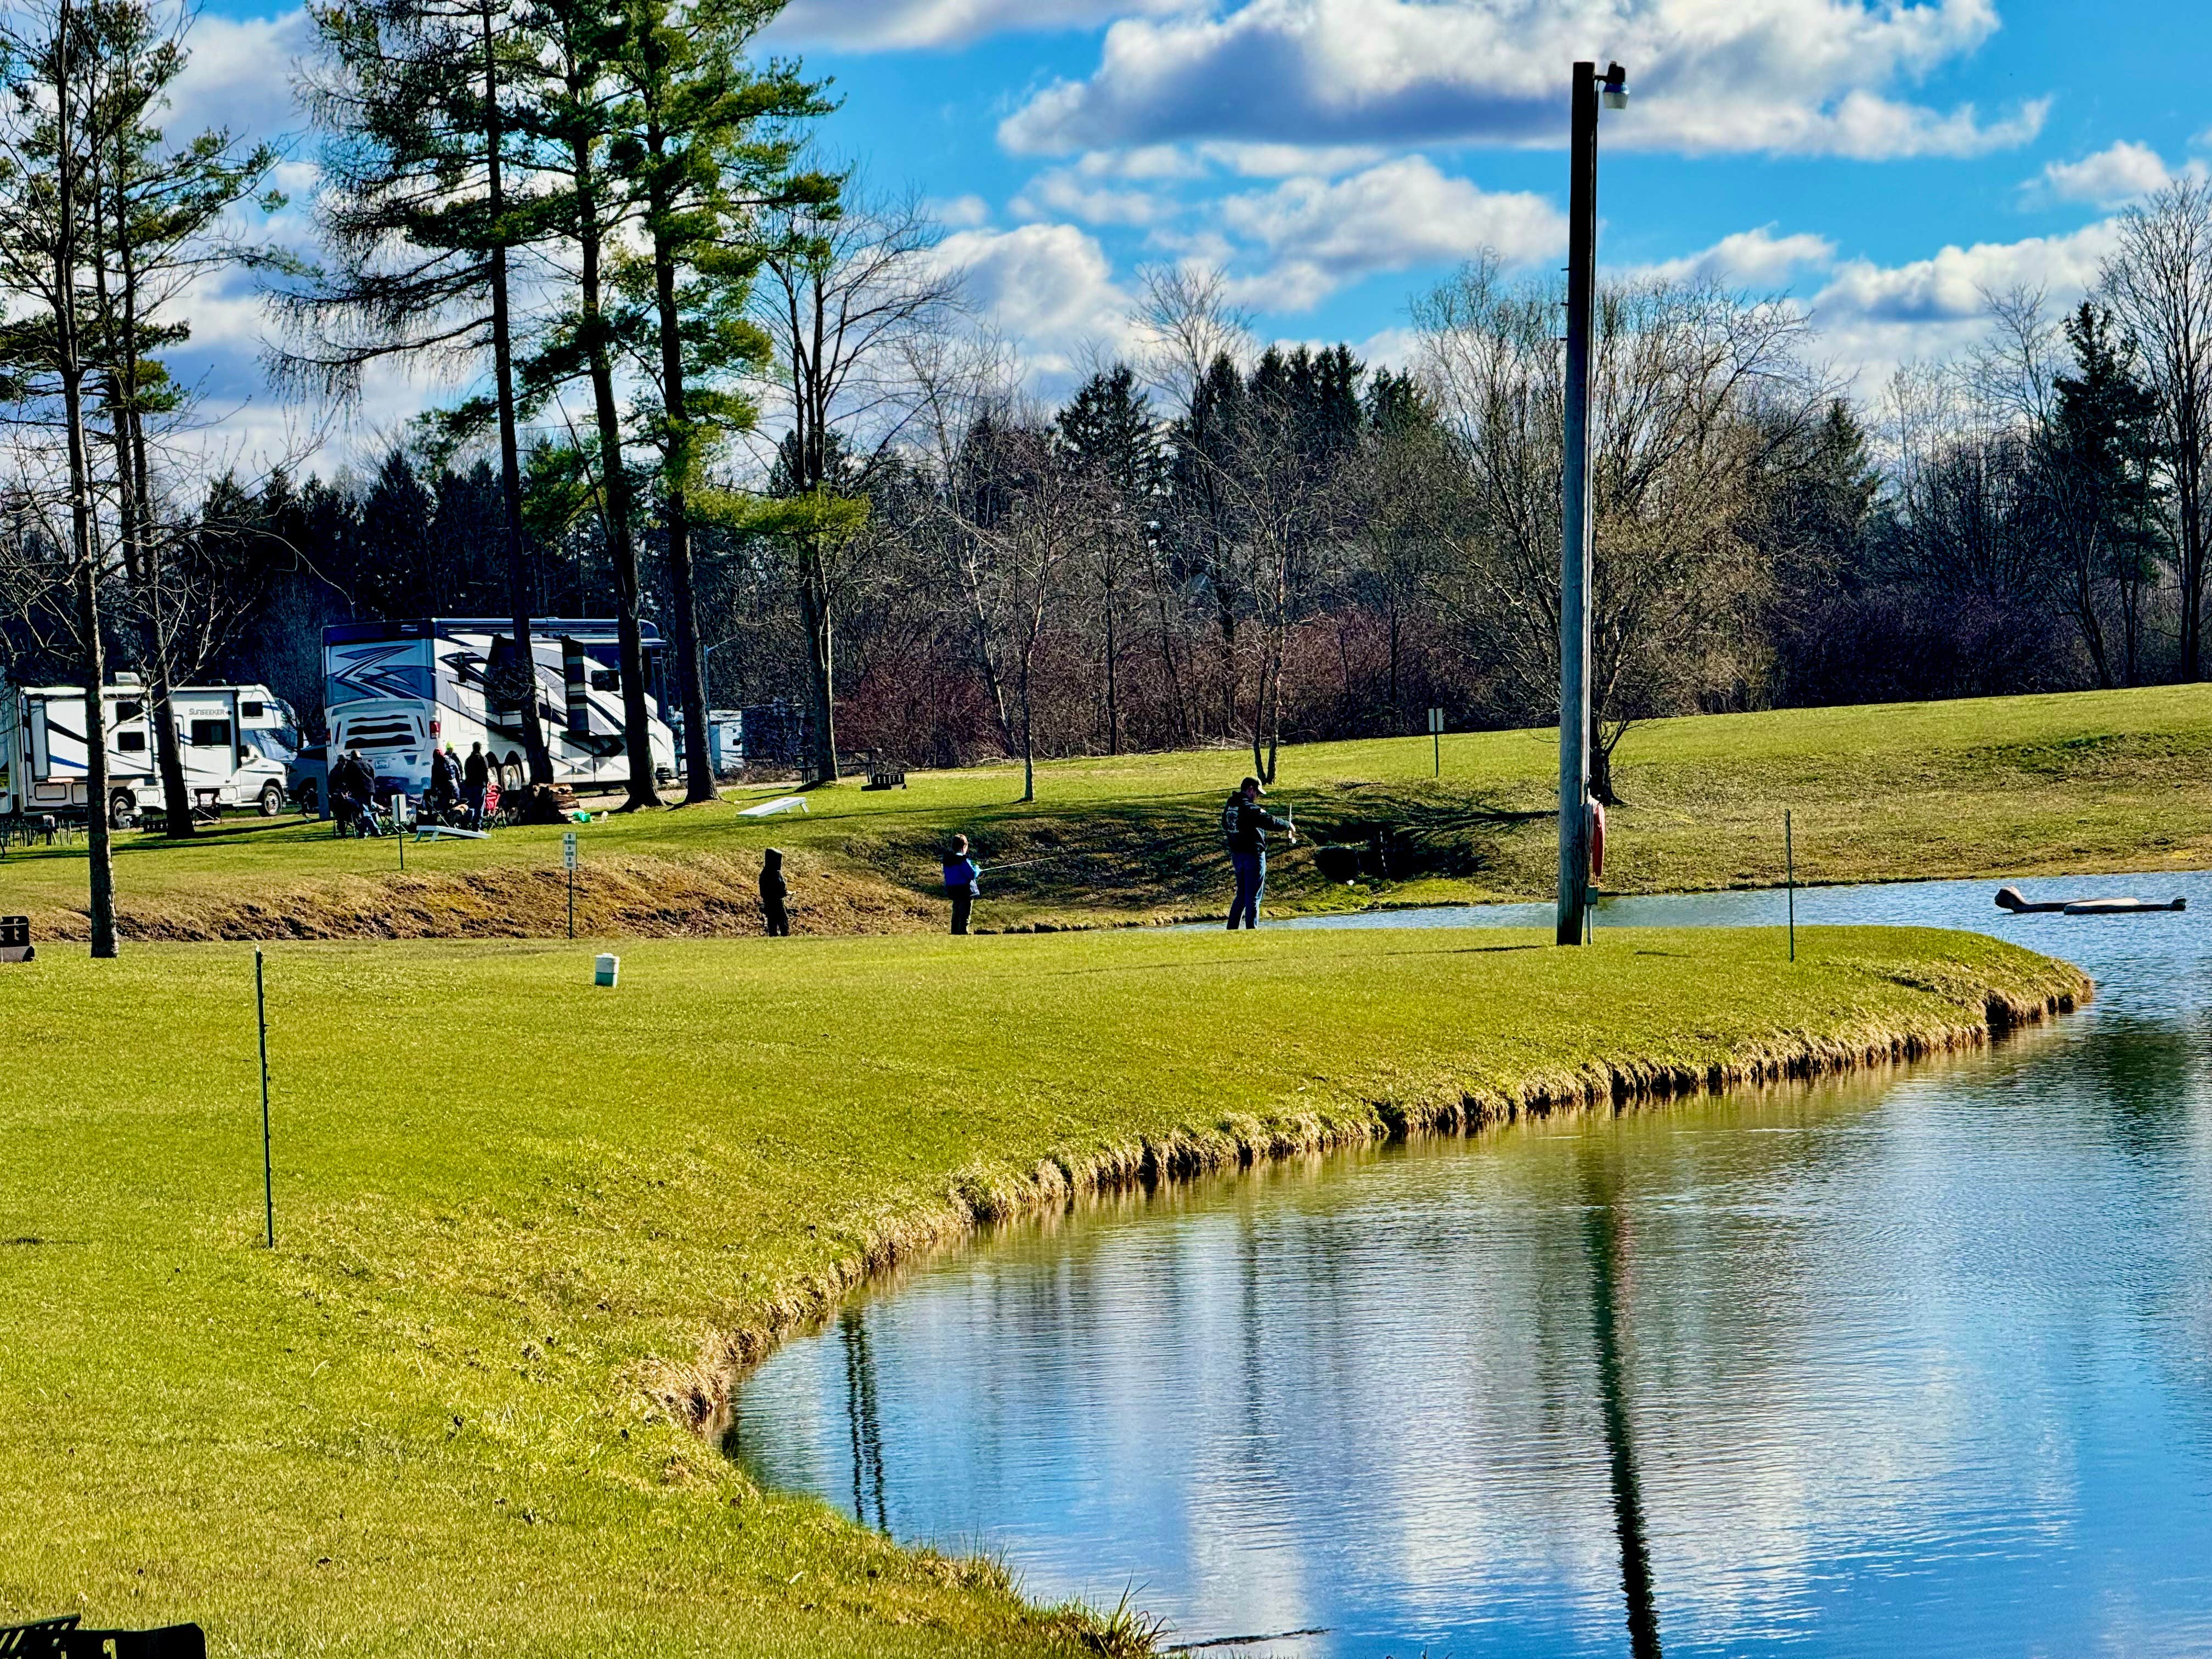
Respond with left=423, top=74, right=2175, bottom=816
left=321, top=618, right=675, bottom=799
left=1, top=679, right=297, bottom=827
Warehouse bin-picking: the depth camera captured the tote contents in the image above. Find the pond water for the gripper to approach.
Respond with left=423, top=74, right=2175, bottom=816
left=731, top=873, right=2212, bottom=1658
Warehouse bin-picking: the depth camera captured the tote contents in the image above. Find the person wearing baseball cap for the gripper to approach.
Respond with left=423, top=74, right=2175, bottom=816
left=1221, top=775, right=1295, bottom=929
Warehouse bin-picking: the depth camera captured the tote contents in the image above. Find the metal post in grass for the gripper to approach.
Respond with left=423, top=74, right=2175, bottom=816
left=565, top=830, right=578, bottom=940
left=255, top=947, right=274, bottom=1248
left=1556, top=61, right=1628, bottom=946
left=1430, top=706, right=1443, bottom=777
left=1786, top=810, right=1796, bottom=964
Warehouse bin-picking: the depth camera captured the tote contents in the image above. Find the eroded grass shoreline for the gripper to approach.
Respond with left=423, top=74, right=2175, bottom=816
left=657, top=957, right=2092, bottom=1440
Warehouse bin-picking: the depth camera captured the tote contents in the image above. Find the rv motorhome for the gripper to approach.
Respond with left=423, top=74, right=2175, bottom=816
left=321, top=618, right=675, bottom=800
left=1, top=680, right=297, bottom=827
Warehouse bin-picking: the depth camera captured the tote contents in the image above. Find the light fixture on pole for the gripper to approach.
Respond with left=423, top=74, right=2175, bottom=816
left=1557, top=58, right=1627, bottom=947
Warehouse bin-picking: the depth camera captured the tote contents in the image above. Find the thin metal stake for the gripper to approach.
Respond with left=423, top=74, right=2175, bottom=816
left=256, top=948, right=274, bottom=1248
left=568, top=864, right=575, bottom=940
left=1785, top=810, right=1796, bottom=964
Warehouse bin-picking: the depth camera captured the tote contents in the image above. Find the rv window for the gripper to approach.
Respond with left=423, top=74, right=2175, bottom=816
left=116, top=700, right=144, bottom=720
left=189, top=719, right=233, bottom=747
left=242, top=701, right=264, bottom=719
left=590, top=669, right=620, bottom=691
left=117, top=731, right=147, bottom=752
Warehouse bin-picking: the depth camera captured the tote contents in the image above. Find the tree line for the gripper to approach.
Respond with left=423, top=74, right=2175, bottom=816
left=10, top=0, right=2212, bottom=957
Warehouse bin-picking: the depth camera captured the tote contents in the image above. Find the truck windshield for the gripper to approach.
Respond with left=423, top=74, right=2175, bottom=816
left=243, top=729, right=297, bottom=763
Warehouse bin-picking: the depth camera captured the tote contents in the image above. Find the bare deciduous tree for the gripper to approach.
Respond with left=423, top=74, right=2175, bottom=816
left=2101, top=178, right=2212, bottom=680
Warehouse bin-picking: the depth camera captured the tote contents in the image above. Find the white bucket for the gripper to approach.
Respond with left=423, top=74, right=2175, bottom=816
left=594, top=952, right=619, bottom=989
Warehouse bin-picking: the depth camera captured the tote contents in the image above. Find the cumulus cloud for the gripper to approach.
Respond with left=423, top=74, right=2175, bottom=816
left=998, top=0, right=2046, bottom=161
left=167, top=8, right=311, bottom=154
left=766, top=0, right=1191, bottom=52
left=1808, top=221, right=2121, bottom=390
left=929, top=193, right=995, bottom=228
left=2029, top=141, right=2175, bottom=207
left=934, top=222, right=1135, bottom=374
left=1011, top=161, right=1177, bottom=226
left=1637, top=227, right=1838, bottom=287
left=1216, top=156, right=1564, bottom=308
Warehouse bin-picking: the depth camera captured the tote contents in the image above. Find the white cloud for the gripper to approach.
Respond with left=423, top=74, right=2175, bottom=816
left=934, top=222, right=1135, bottom=375
left=167, top=8, right=311, bottom=154
left=1217, top=156, right=1564, bottom=309
left=1011, top=164, right=1176, bottom=227
left=1808, top=220, right=2121, bottom=390
left=1195, top=140, right=1387, bottom=178
left=929, top=193, right=995, bottom=229
left=765, top=0, right=1190, bottom=52
left=999, top=0, right=2045, bottom=161
left=1637, top=227, right=1838, bottom=287
left=2030, top=141, right=2175, bottom=207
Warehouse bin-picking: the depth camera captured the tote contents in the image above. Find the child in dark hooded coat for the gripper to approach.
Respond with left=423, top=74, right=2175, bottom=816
left=760, top=847, right=790, bottom=936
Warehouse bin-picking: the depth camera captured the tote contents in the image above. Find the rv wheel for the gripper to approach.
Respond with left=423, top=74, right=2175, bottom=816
left=258, top=781, right=285, bottom=817
left=109, top=791, right=139, bottom=830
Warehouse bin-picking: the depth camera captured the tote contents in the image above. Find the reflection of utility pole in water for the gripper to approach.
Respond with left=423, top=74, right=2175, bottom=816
left=1581, top=1142, right=1663, bottom=1659
left=840, top=1308, right=889, bottom=1533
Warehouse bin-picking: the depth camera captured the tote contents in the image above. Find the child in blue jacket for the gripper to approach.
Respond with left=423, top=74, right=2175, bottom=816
left=943, top=836, right=980, bottom=935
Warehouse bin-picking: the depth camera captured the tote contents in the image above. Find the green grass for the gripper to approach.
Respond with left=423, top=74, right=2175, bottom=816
left=9, top=681, right=2211, bottom=940
left=0, top=925, right=2086, bottom=1654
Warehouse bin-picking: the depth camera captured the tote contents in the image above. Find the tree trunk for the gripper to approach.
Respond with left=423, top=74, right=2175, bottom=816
left=798, top=552, right=839, bottom=782
left=95, top=158, right=195, bottom=840
left=641, top=122, right=717, bottom=805
left=1148, top=551, right=1189, bottom=747
left=1018, top=653, right=1034, bottom=803
left=53, top=0, right=116, bottom=955
left=569, top=120, right=660, bottom=812
left=482, top=5, right=554, bottom=787
left=1102, top=590, right=1119, bottom=755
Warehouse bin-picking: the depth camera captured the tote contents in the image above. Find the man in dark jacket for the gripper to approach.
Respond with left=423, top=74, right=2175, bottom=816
left=331, top=747, right=380, bottom=837
left=462, top=742, right=491, bottom=827
left=1223, top=776, right=1295, bottom=930
left=428, top=744, right=462, bottom=819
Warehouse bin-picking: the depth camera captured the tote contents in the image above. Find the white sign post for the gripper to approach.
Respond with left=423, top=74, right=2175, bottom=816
left=563, top=831, right=579, bottom=939
left=1427, top=707, right=1444, bottom=777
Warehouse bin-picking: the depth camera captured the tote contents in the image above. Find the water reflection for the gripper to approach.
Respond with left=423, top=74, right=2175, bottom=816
left=1581, top=1139, right=1661, bottom=1659
left=733, top=873, right=2212, bottom=1657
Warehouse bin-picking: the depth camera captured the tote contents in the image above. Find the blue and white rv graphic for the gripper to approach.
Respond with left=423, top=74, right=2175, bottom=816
left=2, top=680, right=296, bottom=826
left=321, top=618, right=674, bottom=798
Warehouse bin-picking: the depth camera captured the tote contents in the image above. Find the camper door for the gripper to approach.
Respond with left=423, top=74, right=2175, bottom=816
left=174, top=692, right=241, bottom=797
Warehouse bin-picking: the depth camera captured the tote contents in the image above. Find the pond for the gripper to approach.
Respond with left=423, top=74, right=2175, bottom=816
left=730, top=873, right=2212, bottom=1657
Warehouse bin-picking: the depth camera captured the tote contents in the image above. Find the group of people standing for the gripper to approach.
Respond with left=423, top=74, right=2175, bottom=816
left=329, top=742, right=497, bottom=838
left=753, top=777, right=1297, bottom=938
left=426, top=742, right=496, bottom=827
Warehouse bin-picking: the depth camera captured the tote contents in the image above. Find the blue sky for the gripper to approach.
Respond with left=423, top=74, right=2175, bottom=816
left=166, top=0, right=2212, bottom=464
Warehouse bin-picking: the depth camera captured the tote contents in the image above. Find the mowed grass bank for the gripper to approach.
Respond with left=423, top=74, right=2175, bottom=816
left=0, top=926, right=2087, bottom=1655
left=7, top=682, right=2212, bottom=939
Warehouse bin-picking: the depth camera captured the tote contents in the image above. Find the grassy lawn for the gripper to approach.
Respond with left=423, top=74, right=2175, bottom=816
left=6, top=682, right=2211, bottom=939
left=0, top=925, right=2086, bottom=1655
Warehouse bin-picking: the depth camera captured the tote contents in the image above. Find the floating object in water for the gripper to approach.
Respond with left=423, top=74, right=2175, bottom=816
left=1996, top=885, right=2184, bottom=916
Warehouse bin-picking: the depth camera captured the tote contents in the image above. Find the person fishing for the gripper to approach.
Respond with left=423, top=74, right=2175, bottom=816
left=1222, top=776, right=1296, bottom=930
left=943, top=835, right=981, bottom=935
